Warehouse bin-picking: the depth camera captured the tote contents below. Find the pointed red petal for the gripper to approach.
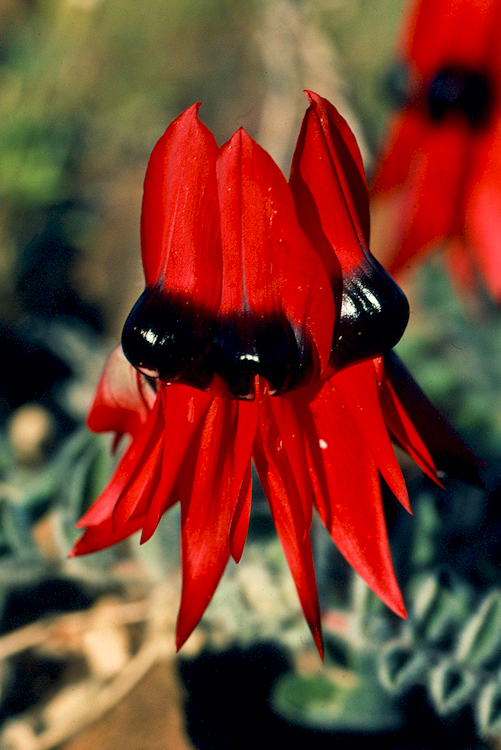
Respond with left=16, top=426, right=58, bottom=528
left=109, top=429, right=166, bottom=533
left=70, top=514, right=145, bottom=556
left=330, top=361, right=411, bottom=512
left=268, top=393, right=313, bottom=532
left=382, top=352, right=484, bottom=487
left=292, top=380, right=406, bottom=619
left=123, top=105, right=221, bottom=387
left=290, top=91, right=370, bottom=267
left=77, top=384, right=216, bottom=556
left=140, top=384, right=214, bottom=543
left=175, top=397, right=257, bottom=650
left=77, top=393, right=164, bottom=529
left=380, top=384, right=439, bottom=484
left=253, top=389, right=323, bottom=657
left=141, top=103, right=221, bottom=309
left=87, top=347, right=155, bottom=440
left=109, top=422, right=167, bottom=533
left=216, top=128, right=334, bottom=375
left=229, top=462, right=252, bottom=563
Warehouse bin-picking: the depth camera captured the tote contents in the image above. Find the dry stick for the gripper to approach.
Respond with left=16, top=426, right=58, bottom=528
left=7, top=637, right=167, bottom=750
left=0, top=599, right=148, bottom=662
left=0, top=597, right=174, bottom=750
left=255, top=0, right=369, bottom=170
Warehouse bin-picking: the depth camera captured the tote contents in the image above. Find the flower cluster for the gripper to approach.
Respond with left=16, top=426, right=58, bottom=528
left=71, top=92, right=482, bottom=655
left=371, top=0, right=501, bottom=301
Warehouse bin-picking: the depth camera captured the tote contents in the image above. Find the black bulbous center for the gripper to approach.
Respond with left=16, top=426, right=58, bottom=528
left=211, top=313, right=311, bottom=399
left=428, top=67, right=493, bottom=129
left=330, top=250, right=409, bottom=370
left=121, top=286, right=313, bottom=399
left=121, top=285, right=215, bottom=390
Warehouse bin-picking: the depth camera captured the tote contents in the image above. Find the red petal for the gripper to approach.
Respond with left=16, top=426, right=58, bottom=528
left=370, top=110, right=426, bottom=198
left=77, top=393, right=164, bottom=529
left=229, top=462, right=252, bottom=563
left=110, top=428, right=166, bottom=532
left=290, top=91, right=370, bottom=273
left=87, top=347, right=155, bottom=440
left=382, top=353, right=484, bottom=487
left=175, top=396, right=257, bottom=650
left=402, top=0, right=496, bottom=79
left=76, top=386, right=216, bottom=557
left=373, top=113, right=469, bottom=278
left=216, top=128, right=334, bottom=374
left=466, top=117, right=501, bottom=302
left=253, top=393, right=323, bottom=657
left=141, top=103, right=221, bottom=312
left=70, top=514, right=145, bottom=556
left=268, top=392, right=313, bottom=533
left=139, top=384, right=214, bottom=543
left=292, top=379, right=406, bottom=619
left=330, top=361, right=411, bottom=512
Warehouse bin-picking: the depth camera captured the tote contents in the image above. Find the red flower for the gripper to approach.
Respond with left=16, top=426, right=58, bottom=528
left=71, top=94, right=482, bottom=656
left=370, top=0, right=501, bottom=301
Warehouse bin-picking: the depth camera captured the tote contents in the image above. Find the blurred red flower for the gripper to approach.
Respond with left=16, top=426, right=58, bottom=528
left=71, top=94, right=482, bottom=655
left=371, top=0, right=501, bottom=301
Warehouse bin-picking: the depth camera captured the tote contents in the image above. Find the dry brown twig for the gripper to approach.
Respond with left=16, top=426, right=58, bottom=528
left=0, top=586, right=183, bottom=750
left=255, top=0, right=369, bottom=171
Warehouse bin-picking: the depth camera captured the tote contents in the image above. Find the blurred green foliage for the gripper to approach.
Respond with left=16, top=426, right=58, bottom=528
left=0, top=0, right=258, bottom=315
left=1, top=0, right=257, bottom=197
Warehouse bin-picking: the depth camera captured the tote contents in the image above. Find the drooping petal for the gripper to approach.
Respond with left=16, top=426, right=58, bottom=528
left=268, top=393, right=313, bottom=533
left=86, top=346, right=155, bottom=441
left=291, top=379, right=406, bottom=620
left=253, top=385, right=323, bottom=657
left=381, top=352, right=484, bottom=487
left=139, top=384, right=214, bottom=543
left=175, top=396, right=257, bottom=650
left=213, top=127, right=335, bottom=398
left=229, top=462, right=252, bottom=563
left=122, top=104, right=221, bottom=386
left=81, top=382, right=212, bottom=538
left=329, top=360, right=411, bottom=512
left=291, top=92, right=409, bottom=367
left=77, top=393, right=165, bottom=529
left=379, top=374, right=438, bottom=484
left=69, top=513, right=145, bottom=556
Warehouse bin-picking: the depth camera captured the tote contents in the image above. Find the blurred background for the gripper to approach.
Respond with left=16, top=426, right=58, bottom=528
left=1, top=0, right=501, bottom=748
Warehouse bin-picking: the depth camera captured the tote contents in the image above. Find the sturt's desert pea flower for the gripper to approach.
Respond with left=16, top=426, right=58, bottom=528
left=71, top=94, right=482, bottom=656
left=371, top=0, right=501, bottom=302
